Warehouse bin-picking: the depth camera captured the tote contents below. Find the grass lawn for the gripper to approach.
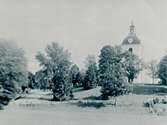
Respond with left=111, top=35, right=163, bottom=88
left=0, top=86, right=167, bottom=125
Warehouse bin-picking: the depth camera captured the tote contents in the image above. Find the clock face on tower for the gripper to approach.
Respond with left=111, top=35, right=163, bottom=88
left=128, top=38, right=133, bottom=43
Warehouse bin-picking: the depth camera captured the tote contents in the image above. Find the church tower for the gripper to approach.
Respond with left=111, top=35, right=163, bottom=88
left=122, top=22, right=142, bottom=57
left=121, top=22, right=144, bottom=83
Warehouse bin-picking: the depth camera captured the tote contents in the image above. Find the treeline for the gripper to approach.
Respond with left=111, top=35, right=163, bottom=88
left=26, top=43, right=142, bottom=101
left=0, top=39, right=167, bottom=108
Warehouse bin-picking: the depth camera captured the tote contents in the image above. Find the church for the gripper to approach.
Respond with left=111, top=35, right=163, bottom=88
left=121, top=22, right=147, bottom=83
left=121, top=22, right=143, bottom=57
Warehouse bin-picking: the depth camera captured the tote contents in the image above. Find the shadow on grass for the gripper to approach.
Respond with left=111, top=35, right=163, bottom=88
left=83, top=96, right=102, bottom=100
left=45, top=93, right=53, bottom=96
left=77, top=100, right=106, bottom=109
left=75, top=95, right=117, bottom=109
left=73, top=87, right=84, bottom=93
left=39, top=97, right=53, bottom=101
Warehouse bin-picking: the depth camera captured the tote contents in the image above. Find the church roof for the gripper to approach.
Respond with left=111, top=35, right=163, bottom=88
left=122, top=22, right=141, bottom=45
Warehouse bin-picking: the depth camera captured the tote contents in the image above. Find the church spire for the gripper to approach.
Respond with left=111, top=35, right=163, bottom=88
left=129, top=21, right=135, bottom=33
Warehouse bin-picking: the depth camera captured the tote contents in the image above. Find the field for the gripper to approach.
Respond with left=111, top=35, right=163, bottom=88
left=0, top=86, right=167, bottom=125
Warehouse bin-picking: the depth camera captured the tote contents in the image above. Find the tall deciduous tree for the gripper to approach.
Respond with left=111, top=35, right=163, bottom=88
left=158, top=55, right=167, bottom=85
left=99, top=45, right=127, bottom=100
left=36, top=42, right=73, bottom=101
left=0, top=40, right=28, bottom=108
left=123, top=51, right=143, bottom=83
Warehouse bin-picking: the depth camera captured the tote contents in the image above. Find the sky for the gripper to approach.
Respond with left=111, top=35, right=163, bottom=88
left=0, top=0, right=167, bottom=73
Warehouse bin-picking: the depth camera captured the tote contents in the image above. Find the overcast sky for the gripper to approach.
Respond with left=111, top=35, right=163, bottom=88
left=0, top=0, right=167, bottom=72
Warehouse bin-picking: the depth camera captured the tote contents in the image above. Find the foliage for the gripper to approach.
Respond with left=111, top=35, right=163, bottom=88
left=99, top=45, right=127, bottom=100
left=122, top=51, right=143, bottom=83
left=0, top=40, right=28, bottom=107
left=83, top=55, right=98, bottom=90
left=28, top=72, right=36, bottom=89
left=70, top=64, right=82, bottom=88
left=158, top=55, right=167, bottom=85
left=34, top=69, right=52, bottom=90
left=143, top=97, right=167, bottom=115
left=36, top=42, right=73, bottom=101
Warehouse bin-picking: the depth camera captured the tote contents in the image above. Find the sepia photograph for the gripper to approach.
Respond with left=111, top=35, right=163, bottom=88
left=0, top=0, right=167, bottom=125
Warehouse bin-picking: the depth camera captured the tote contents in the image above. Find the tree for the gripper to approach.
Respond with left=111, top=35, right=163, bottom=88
left=34, top=69, right=52, bottom=90
left=147, top=60, right=158, bottom=84
left=83, top=55, right=98, bottom=90
left=122, top=51, right=143, bottom=83
left=36, top=42, right=73, bottom=101
left=158, top=54, right=167, bottom=85
left=28, top=72, right=35, bottom=89
left=99, top=45, right=127, bottom=100
left=0, top=40, right=28, bottom=108
left=70, top=64, right=82, bottom=87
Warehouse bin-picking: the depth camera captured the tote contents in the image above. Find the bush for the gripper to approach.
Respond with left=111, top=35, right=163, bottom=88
left=143, top=97, right=160, bottom=108
left=143, top=97, right=167, bottom=115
